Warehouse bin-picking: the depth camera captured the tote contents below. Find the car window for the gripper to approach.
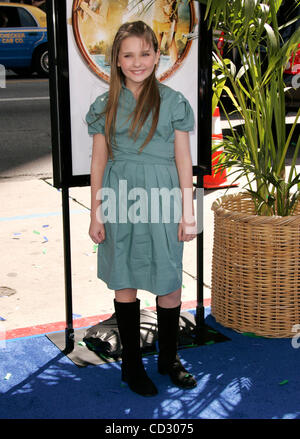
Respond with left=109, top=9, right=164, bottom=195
left=0, top=6, right=21, bottom=27
left=18, top=7, right=37, bottom=27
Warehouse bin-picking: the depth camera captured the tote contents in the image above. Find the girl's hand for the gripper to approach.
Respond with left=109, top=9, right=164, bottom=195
left=89, top=220, right=106, bottom=244
left=178, top=217, right=197, bottom=242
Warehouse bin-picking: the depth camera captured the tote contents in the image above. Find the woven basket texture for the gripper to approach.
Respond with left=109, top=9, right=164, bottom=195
left=211, top=192, right=300, bottom=338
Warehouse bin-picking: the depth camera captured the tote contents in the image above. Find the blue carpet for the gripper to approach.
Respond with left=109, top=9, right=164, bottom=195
left=1, top=308, right=300, bottom=419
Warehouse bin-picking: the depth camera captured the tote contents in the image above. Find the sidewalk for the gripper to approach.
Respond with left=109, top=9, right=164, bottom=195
left=0, top=174, right=243, bottom=334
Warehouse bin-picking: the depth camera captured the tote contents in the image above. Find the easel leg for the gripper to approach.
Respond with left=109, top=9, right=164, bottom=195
left=195, top=172, right=205, bottom=334
left=61, top=186, right=74, bottom=354
left=191, top=173, right=230, bottom=345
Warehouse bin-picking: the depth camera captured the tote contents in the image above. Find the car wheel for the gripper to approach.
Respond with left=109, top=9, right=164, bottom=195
left=34, top=46, right=49, bottom=76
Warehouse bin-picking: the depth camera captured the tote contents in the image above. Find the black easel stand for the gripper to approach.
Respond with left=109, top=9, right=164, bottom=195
left=58, top=1, right=228, bottom=355
left=61, top=186, right=74, bottom=354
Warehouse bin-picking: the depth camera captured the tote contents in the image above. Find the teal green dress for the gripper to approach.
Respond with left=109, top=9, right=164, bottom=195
left=86, top=82, right=194, bottom=296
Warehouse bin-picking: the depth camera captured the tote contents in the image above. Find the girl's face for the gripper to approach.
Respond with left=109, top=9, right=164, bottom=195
left=117, top=36, right=160, bottom=91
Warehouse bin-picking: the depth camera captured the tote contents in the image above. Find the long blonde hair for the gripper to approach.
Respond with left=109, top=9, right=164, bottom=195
left=105, top=21, right=160, bottom=159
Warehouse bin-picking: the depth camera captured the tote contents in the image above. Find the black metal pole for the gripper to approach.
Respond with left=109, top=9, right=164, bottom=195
left=193, top=2, right=213, bottom=342
left=195, top=1, right=211, bottom=330
left=46, top=0, right=74, bottom=353
left=195, top=171, right=205, bottom=329
left=61, top=186, right=74, bottom=354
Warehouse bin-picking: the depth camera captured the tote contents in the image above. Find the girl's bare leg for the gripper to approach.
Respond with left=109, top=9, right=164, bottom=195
left=157, top=286, right=181, bottom=308
left=115, top=288, right=137, bottom=303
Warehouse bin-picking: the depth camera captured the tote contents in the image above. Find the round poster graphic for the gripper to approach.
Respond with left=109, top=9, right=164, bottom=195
left=72, top=0, right=196, bottom=82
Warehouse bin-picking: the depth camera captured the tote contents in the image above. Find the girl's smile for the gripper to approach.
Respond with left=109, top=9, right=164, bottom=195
left=118, top=36, right=160, bottom=93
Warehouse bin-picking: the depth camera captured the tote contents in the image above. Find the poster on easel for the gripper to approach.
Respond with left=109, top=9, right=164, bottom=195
left=48, top=0, right=212, bottom=188
left=67, top=0, right=199, bottom=177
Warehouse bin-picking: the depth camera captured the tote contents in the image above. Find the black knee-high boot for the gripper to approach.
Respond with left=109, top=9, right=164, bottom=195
left=114, top=299, right=158, bottom=397
left=156, top=298, right=197, bottom=389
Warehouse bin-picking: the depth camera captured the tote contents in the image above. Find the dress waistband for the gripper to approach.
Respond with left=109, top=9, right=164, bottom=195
left=108, top=154, right=176, bottom=166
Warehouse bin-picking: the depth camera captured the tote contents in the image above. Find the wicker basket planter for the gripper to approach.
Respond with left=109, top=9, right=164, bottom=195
left=211, top=192, right=300, bottom=338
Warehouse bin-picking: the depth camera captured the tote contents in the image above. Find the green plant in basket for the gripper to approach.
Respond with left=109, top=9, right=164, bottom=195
left=207, top=0, right=300, bottom=216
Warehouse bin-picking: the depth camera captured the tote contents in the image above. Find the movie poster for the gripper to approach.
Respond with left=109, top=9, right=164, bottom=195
left=66, top=0, right=198, bottom=176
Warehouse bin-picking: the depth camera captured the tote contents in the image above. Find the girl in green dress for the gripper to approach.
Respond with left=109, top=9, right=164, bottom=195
left=86, top=21, right=197, bottom=397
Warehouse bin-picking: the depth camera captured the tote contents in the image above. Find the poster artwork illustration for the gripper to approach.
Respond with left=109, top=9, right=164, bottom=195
left=72, top=0, right=196, bottom=82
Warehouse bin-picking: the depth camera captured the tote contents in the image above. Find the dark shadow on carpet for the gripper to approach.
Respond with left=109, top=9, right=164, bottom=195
left=46, top=310, right=230, bottom=367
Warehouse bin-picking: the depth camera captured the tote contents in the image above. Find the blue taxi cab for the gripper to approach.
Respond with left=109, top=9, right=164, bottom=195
left=0, top=2, right=48, bottom=75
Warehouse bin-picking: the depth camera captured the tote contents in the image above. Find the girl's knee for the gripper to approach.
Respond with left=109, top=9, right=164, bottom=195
left=157, top=287, right=181, bottom=308
left=115, top=288, right=137, bottom=303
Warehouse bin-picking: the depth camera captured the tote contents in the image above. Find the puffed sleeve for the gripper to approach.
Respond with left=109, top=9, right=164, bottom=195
left=85, top=92, right=108, bottom=136
left=171, top=92, right=195, bottom=132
